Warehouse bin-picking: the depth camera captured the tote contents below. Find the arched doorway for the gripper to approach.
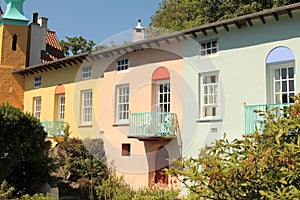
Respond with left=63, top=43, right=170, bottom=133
left=154, top=146, right=169, bottom=185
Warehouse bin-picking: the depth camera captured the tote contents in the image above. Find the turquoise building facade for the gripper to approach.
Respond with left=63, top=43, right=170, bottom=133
left=181, top=3, right=300, bottom=158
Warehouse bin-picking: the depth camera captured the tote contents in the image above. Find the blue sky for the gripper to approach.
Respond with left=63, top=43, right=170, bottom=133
left=3, top=0, right=162, bottom=45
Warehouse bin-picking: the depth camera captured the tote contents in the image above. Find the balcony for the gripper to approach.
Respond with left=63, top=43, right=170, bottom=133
left=244, top=103, right=291, bottom=134
left=128, top=112, right=177, bottom=140
left=41, top=120, right=67, bottom=137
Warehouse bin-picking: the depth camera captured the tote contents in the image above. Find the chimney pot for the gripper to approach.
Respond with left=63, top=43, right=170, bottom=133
left=33, top=12, right=38, bottom=23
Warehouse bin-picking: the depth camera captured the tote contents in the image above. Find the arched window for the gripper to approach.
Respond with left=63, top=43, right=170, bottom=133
left=152, top=67, right=170, bottom=112
left=266, top=46, right=295, bottom=104
left=55, top=85, right=65, bottom=120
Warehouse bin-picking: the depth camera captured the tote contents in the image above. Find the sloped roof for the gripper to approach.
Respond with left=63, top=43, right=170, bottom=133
left=41, top=30, right=65, bottom=63
left=13, top=2, right=300, bottom=76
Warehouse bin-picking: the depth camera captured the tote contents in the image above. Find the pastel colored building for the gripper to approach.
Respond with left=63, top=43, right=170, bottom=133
left=180, top=3, right=300, bottom=159
left=15, top=22, right=186, bottom=188
left=7, top=0, right=300, bottom=190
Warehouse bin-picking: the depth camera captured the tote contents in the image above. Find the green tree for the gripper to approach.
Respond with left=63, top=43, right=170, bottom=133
left=167, top=96, right=300, bottom=199
left=60, top=36, right=96, bottom=56
left=0, top=104, right=53, bottom=196
left=51, top=138, right=108, bottom=199
left=150, top=0, right=300, bottom=31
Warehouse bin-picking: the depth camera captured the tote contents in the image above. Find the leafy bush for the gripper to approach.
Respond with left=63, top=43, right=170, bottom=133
left=167, top=96, right=300, bottom=199
left=0, top=104, right=53, bottom=196
left=0, top=180, right=14, bottom=200
left=51, top=137, right=108, bottom=199
left=95, top=173, right=133, bottom=200
left=133, top=187, right=180, bottom=200
left=95, top=173, right=180, bottom=200
left=20, top=193, right=55, bottom=200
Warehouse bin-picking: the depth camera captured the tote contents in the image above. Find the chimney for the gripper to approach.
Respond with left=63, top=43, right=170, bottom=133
left=132, top=19, right=145, bottom=42
left=38, top=17, right=48, bottom=28
left=32, top=12, right=38, bottom=24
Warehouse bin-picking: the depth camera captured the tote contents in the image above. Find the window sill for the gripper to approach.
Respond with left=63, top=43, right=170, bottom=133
left=197, top=118, right=223, bottom=123
left=116, top=69, right=130, bottom=74
left=112, top=123, right=129, bottom=127
left=78, top=124, right=92, bottom=128
left=199, top=53, right=219, bottom=59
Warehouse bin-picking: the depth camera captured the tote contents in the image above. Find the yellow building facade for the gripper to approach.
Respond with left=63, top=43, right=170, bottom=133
left=0, top=0, right=29, bottom=108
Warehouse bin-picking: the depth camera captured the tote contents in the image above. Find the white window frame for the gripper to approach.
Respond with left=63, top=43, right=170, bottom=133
left=58, top=94, right=65, bottom=120
left=116, top=58, right=129, bottom=72
left=33, top=97, right=41, bottom=120
left=116, top=84, right=130, bottom=124
left=82, top=65, right=92, bottom=80
left=200, top=72, right=220, bottom=119
left=34, top=76, right=42, bottom=88
left=81, top=90, right=93, bottom=125
left=270, top=61, right=295, bottom=104
left=156, top=80, right=170, bottom=113
left=199, top=39, right=218, bottom=57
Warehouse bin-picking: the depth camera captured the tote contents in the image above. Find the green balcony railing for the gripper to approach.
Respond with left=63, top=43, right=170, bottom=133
left=129, top=112, right=177, bottom=139
left=244, top=103, right=291, bottom=134
left=41, top=120, right=66, bottom=137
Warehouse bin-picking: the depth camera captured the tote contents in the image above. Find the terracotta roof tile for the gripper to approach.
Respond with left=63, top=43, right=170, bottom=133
left=41, top=30, right=65, bottom=63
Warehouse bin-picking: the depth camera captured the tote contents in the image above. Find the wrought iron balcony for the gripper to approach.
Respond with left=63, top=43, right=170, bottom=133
left=244, top=103, right=291, bottom=134
left=128, top=112, right=177, bottom=140
left=41, top=120, right=66, bottom=137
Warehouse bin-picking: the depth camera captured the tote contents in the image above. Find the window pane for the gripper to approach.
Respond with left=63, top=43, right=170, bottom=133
left=211, top=75, right=216, bottom=83
left=281, top=68, right=287, bottom=79
left=282, top=81, right=287, bottom=92
left=282, top=94, right=288, bottom=103
left=288, top=67, right=294, bottom=78
left=275, top=94, right=280, bottom=104
left=214, top=85, right=218, bottom=94
left=204, top=86, right=208, bottom=94
left=212, top=107, right=217, bottom=116
left=204, top=96, right=208, bottom=104
left=275, top=69, right=280, bottom=80
left=289, top=80, right=294, bottom=91
left=275, top=81, right=280, bottom=93
left=289, top=93, right=295, bottom=103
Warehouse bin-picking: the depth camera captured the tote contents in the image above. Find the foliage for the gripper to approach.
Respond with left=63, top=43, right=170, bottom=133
left=132, top=187, right=180, bottom=200
left=60, top=36, right=96, bottom=56
left=95, top=172, right=180, bottom=200
left=51, top=137, right=108, bottom=199
left=95, top=173, right=134, bottom=200
left=0, top=180, right=14, bottom=200
left=0, top=104, right=53, bottom=196
left=167, top=96, right=300, bottom=199
left=150, top=0, right=300, bottom=31
left=20, top=193, right=55, bottom=200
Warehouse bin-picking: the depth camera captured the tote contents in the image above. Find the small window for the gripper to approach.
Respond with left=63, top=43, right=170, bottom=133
left=34, top=76, right=42, bottom=88
left=81, top=90, right=93, bottom=125
left=122, top=143, right=131, bottom=156
left=82, top=65, right=92, bottom=79
left=33, top=97, right=41, bottom=119
left=116, top=58, right=129, bottom=71
left=200, top=72, right=220, bottom=119
left=199, top=39, right=218, bottom=56
left=211, top=128, right=218, bottom=134
left=12, top=34, right=17, bottom=51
